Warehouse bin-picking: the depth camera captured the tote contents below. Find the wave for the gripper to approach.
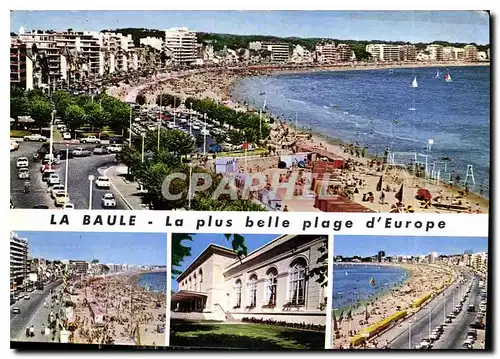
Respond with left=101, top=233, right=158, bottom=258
left=286, top=98, right=307, bottom=105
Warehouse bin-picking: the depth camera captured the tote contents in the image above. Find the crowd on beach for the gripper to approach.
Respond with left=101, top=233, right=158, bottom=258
left=107, top=64, right=488, bottom=214
left=70, top=273, right=166, bottom=346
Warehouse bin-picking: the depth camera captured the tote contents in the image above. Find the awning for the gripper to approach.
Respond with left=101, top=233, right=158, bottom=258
left=171, top=290, right=207, bottom=302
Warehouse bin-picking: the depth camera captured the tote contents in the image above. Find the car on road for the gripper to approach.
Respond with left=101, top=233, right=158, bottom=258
left=72, top=147, right=91, bottom=157
left=48, top=174, right=61, bottom=186
left=18, top=168, right=30, bottom=180
left=107, top=144, right=123, bottom=153
left=467, top=329, right=478, bottom=339
left=101, top=193, right=116, bottom=208
left=430, top=330, right=441, bottom=341
left=467, top=305, right=475, bottom=312
left=12, top=307, right=20, bottom=314
left=41, top=160, right=56, bottom=173
left=95, top=176, right=111, bottom=188
left=93, top=146, right=108, bottom=155
left=109, top=137, right=125, bottom=144
left=56, top=149, right=73, bottom=160
left=445, top=317, right=453, bottom=324
left=10, top=140, right=20, bottom=151
left=63, top=203, right=75, bottom=210
left=49, top=184, right=65, bottom=198
left=42, top=169, right=55, bottom=182
left=33, top=204, right=49, bottom=209
left=63, top=132, right=72, bottom=140
left=23, top=133, right=47, bottom=142
left=54, top=192, right=70, bottom=207
left=24, top=294, right=30, bottom=300
left=16, top=157, right=29, bottom=168
left=80, top=135, right=100, bottom=144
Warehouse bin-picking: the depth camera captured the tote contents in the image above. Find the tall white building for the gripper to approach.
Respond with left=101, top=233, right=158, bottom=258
left=464, top=44, right=478, bottom=62
left=365, top=44, right=400, bottom=61
left=164, top=27, right=197, bottom=66
left=10, top=231, right=28, bottom=292
left=139, top=36, right=164, bottom=51
left=426, top=44, right=444, bottom=61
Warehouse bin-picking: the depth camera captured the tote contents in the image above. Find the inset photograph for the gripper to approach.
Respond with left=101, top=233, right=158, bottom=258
left=332, top=235, right=488, bottom=350
left=10, top=231, right=167, bottom=346
left=170, top=233, right=329, bottom=349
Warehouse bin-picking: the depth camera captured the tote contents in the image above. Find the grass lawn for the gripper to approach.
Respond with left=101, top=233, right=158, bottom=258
left=10, top=130, right=31, bottom=137
left=169, top=320, right=325, bottom=349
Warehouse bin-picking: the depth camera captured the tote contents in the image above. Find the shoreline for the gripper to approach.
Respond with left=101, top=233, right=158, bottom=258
left=114, top=62, right=489, bottom=213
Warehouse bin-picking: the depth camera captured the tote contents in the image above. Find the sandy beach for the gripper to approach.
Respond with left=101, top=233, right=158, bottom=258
left=68, top=272, right=166, bottom=346
left=110, top=62, right=489, bottom=214
left=331, top=262, right=457, bottom=349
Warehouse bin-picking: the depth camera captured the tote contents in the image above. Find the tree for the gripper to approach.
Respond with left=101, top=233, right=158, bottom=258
left=84, top=102, right=107, bottom=130
left=144, top=129, right=194, bottom=158
left=156, top=93, right=181, bottom=108
left=10, top=95, right=30, bottom=119
left=136, top=93, right=147, bottom=106
left=64, top=104, right=87, bottom=135
left=29, top=98, right=53, bottom=130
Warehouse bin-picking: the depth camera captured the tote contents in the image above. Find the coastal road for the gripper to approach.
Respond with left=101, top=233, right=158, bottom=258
left=10, top=280, right=63, bottom=341
left=379, top=268, right=476, bottom=349
left=11, top=142, right=128, bottom=210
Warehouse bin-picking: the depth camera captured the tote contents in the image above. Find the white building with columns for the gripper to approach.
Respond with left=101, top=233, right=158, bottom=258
left=171, top=234, right=328, bottom=325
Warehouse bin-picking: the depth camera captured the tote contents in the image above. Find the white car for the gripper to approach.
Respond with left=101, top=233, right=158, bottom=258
left=48, top=174, right=61, bottom=186
left=49, top=184, right=65, bottom=198
left=63, top=203, right=75, bottom=210
left=16, top=157, right=29, bottom=168
left=23, top=134, right=47, bottom=142
left=18, top=168, right=30, bottom=180
left=10, top=140, right=20, bottom=151
left=80, top=136, right=100, bottom=144
left=95, top=176, right=111, bottom=188
left=63, top=132, right=72, bottom=140
left=107, top=144, right=123, bottom=153
left=101, top=193, right=116, bottom=208
left=72, top=147, right=91, bottom=157
left=200, top=129, right=210, bottom=136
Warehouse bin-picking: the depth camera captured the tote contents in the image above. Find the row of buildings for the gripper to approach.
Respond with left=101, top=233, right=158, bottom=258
left=365, top=43, right=488, bottom=62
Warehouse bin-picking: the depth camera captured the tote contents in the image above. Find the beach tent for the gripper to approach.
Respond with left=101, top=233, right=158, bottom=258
left=279, top=155, right=293, bottom=168
left=215, top=157, right=238, bottom=174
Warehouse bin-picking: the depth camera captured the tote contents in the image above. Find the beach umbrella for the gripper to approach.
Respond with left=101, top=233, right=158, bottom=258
left=395, top=184, right=404, bottom=202
left=376, top=175, right=383, bottom=192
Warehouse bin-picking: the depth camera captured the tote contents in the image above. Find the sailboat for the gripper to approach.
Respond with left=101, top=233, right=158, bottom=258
left=435, top=70, right=441, bottom=79
left=411, top=76, right=418, bottom=88
left=444, top=71, right=453, bottom=83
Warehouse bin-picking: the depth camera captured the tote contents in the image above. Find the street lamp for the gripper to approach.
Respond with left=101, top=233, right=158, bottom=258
left=203, top=113, right=207, bottom=156
left=189, top=103, right=193, bottom=136
left=187, top=162, right=193, bottom=209
left=65, top=145, right=69, bottom=199
left=141, top=133, right=146, bottom=163
left=428, top=307, right=432, bottom=338
left=88, top=175, right=95, bottom=210
left=128, top=107, right=132, bottom=148
left=49, top=109, right=56, bottom=170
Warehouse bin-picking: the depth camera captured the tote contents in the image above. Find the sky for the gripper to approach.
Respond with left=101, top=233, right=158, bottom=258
left=10, top=10, right=490, bottom=44
left=16, top=231, right=167, bottom=266
left=172, top=233, right=277, bottom=291
left=334, top=235, right=488, bottom=257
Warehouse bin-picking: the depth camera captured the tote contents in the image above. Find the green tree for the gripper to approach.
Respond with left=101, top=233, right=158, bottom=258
left=84, top=102, right=107, bottom=130
left=144, top=129, right=194, bottom=158
left=10, top=95, right=30, bottom=119
left=156, top=93, right=181, bottom=108
left=64, top=104, right=87, bottom=135
left=29, top=98, right=53, bottom=130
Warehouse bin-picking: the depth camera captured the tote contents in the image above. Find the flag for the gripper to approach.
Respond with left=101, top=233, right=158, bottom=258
left=395, top=184, right=404, bottom=202
left=333, top=312, right=338, bottom=331
left=376, top=176, right=383, bottom=192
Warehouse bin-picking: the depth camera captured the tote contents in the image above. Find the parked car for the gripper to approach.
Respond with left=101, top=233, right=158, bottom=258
left=24, top=294, right=30, bottom=300
left=18, top=168, right=30, bottom=180
left=107, top=144, right=123, bottom=153
left=16, top=157, right=29, bottom=168
left=63, top=203, right=75, bottom=210
left=23, top=134, right=47, bottom=142
left=49, top=184, right=65, bottom=198
left=95, top=176, right=111, bottom=188
left=32, top=204, right=49, bottom=209
left=109, top=137, right=125, bottom=144
left=56, top=149, right=73, bottom=160
left=101, top=193, right=116, bottom=208
left=72, top=147, right=91, bottom=157
left=12, top=307, right=20, bottom=314
left=63, top=132, right=72, bottom=140
left=80, top=135, right=100, bottom=144
left=10, top=140, right=20, bottom=151
left=48, top=174, right=61, bottom=186
left=93, top=146, right=108, bottom=155
left=54, top=192, right=70, bottom=207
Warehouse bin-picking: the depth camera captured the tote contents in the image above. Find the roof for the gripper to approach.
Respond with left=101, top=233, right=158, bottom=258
left=176, top=243, right=238, bottom=283
left=171, top=290, right=208, bottom=303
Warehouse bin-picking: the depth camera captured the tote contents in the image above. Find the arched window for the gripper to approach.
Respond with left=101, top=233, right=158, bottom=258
left=247, top=274, right=258, bottom=308
left=289, top=258, right=307, bottom=305
left=193, top=273, right=197, bottom=291
left=188, top=277, right=192, bottom=291
left=235, top=279, right=242, bottom=308
left=265, top=268, right=278, bottom=306
left=199, top=268, right=203, bottom=291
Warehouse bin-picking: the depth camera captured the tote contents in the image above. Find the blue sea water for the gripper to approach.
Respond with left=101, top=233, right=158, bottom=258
left=332, top=263, right=408, bottom=311
left=231, top=66, right=491, bottom=198
left=137, top=271, right=167, bottom=293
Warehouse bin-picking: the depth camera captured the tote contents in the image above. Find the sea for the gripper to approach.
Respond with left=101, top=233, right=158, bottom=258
left=136, top=271, right=167, bottom=293
left=332, top=263, right=408, bottom=312
left=231, top=66, right=491, bottom=198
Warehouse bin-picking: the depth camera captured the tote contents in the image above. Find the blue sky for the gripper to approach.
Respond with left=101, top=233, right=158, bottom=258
left=172, top=233, right=277, bottom=291
left=10, top=11, right=490, bottom=44
left=334, top=235, right=488, bottom=257
left=16, top=231, right=167, bottom=266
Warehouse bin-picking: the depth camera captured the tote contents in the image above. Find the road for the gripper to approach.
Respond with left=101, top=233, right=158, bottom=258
left=10, top=280, right=63, bottom=341
left=10, top=142, right=128, bottom=210
left=377, top=267, right=481, bottom=349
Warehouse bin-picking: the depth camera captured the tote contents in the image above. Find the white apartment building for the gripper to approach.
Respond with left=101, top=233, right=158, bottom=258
left=171, top=235, right=328, bottom=325
left=399, top=45, right=417, bottom=61
left=426, top=44, right=444, bottom=61
left=101, top=32, right=137, bottom=74
left=315, top=43, right=337, bottom=63
left=478, top=51, right=488, bottom=61
left=164, top=27, right=197, bottom=66
left=11, top=231, right=28, bottom=292
left=262, top=42, right=291, bottom=63
left=139, top=36, right=164, bottom=51
left=464, top=44, right=478, bottom=62
left=365, top=44, right=400, bottom=61
left=291, top=44, right=313, bottom=63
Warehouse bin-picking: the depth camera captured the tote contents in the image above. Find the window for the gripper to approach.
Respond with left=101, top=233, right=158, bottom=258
left=289, top=258, right=307, bottom=305
left=265, top=268, right=278, bottom=306
left=235, top=279, right=242, bottom=308
left=248, top=275, right=258, bottom=308
left=198, top=268, right=203, bottom=291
